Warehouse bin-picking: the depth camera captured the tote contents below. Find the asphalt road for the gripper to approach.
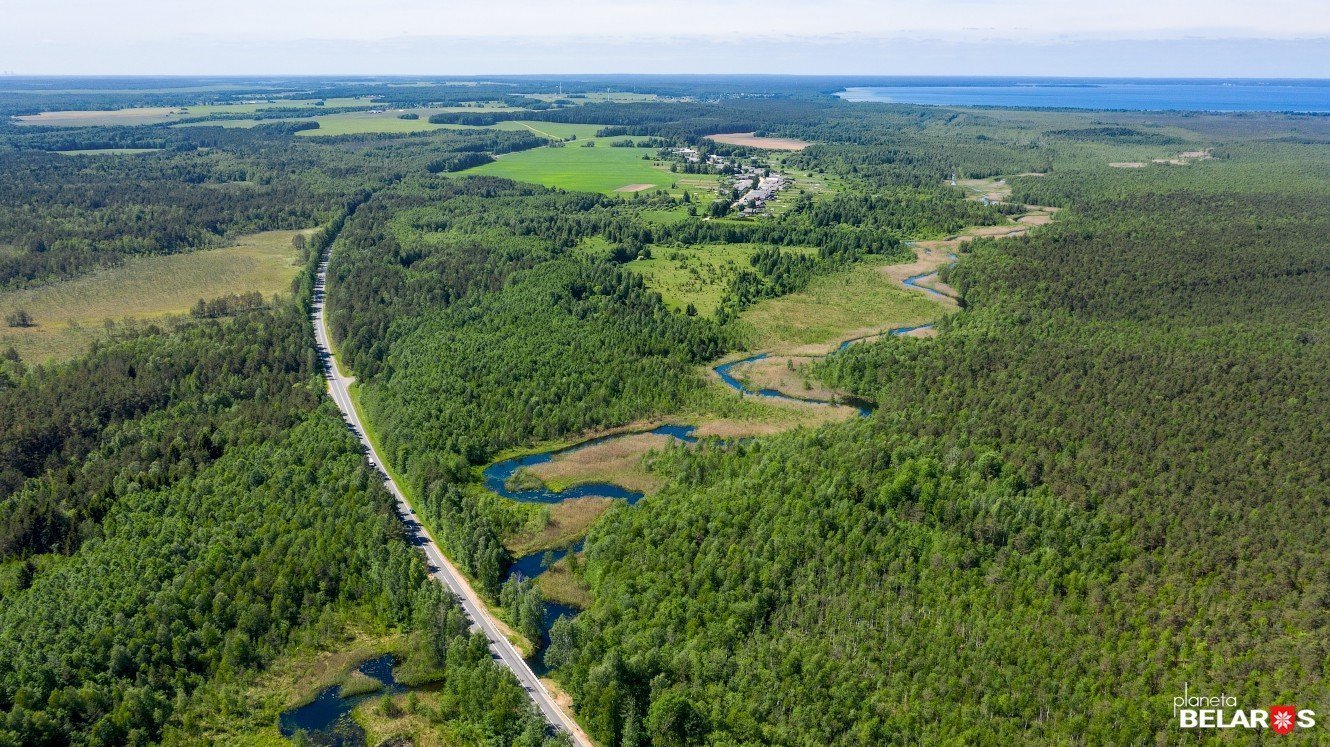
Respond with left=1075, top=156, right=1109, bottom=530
left=311, top=254, right=592, bottom=746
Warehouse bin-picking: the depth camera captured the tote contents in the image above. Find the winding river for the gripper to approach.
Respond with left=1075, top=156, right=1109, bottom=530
left=489, top=427, right=699, bottom=666
left=484, top=425, right=698, bottom=505
left=488, top=240, right=967, bottom=657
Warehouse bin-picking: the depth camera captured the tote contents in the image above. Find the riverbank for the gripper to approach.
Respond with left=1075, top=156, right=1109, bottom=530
left=473, top=183, right=1060, bottom=686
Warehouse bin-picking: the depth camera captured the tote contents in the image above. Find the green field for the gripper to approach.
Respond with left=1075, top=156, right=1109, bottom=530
left=462, top=139, right=686, bottom=194
left=739, top=256, right=941, bottom=352
left=15, top=98, right=374, bottom=127
left=0, top=229, right=310, bottom=362
left=630, top=243, right=818, bottom=317
left=172, top=110, right=608, bottom=140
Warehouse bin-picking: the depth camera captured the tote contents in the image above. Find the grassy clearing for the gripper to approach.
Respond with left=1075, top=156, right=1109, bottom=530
left=683, top=378, right=860, bottom=436
left=0, top=229, right=310, bottom=363
left=957, top=176, right=1011, bottom=202
left=463, top=140, right=683, bottom=194
left=504, top=497, right=614, bottom=557
left=490, top=379, right=857, bottom=562
left=536, top=555, right=593, bottom=608
left=630, top=242, right=819, bottom=317
left=353, top=694, right=448, bottom=747
left=739, top=256, right=940, bottom=354
left=727, top=355, right=844, bottom=403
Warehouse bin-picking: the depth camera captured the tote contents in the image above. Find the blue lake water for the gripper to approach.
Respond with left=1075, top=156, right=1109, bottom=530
left=837, top=79, right=1330, bottom=112
left=279, top=654, right=402, bottom=747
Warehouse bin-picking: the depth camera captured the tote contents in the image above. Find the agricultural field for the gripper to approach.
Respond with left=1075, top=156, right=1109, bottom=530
left=13, top=97, right=374, bottom=126
left=523, top=91, right=665, bottom=104
left=172, top=112, right=598, bottom=138
left=462, top=138, right=685, bottom=193
left=705, top=132, right=812, bottom=150
left=0, top=229, right=309, bottom=362
left=468, top=120, right=603, bottom=139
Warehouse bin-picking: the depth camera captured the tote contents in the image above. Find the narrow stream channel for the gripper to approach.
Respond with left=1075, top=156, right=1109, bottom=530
left=483, top=245, right=966, bottom=665
left=483, top=424, right=699, bottom=505
left=487, top=426, right=701, bottom=666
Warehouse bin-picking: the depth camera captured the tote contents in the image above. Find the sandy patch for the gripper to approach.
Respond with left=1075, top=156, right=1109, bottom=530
left=543, top=678, right=576, bottom=712
left=1109, top=162, right=1147, bottom=168
left=614, top=183, right=655, bottom=193
left=1017, top=213, right=1054, bottom=226
left=1152, top=149, right=1213, bottom=166
left=705, top=132, right=811, bottom=151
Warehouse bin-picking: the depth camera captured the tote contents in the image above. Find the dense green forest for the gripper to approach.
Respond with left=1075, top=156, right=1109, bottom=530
left=5, top=76, right=1329, bottom=745
left=555, top=422, right=1130, bottom=744
left=321, top=144, right=1003, bottom=600
left=0, top=306, right=560, bottom=745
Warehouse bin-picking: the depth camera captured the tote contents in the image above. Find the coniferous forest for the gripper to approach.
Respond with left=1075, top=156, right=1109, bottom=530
left=1, top=76, right=1328, bottom=746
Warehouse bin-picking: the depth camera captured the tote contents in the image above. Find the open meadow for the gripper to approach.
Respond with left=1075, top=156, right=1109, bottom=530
left=13, top=98, right=373, bottom=126
left=630, top=242, right=819, bottom=317
left=739, top=255, right=941, bottom=354
left=0, top=229, right=309, bottom=362
left=462, top=139, right=685, bottom=194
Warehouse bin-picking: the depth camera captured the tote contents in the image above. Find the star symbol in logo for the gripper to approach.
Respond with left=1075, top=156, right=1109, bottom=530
left=1274, top=710, right=1294, bottom=732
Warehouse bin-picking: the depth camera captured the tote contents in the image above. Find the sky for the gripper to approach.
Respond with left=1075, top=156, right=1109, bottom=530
left=2, top=0, right=1328, bottom=76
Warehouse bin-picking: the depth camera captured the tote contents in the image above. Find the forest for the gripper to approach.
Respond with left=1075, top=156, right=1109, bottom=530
left=4, top=76, right=1329, bottom=746
left=0, top=303, right=562, bottom=746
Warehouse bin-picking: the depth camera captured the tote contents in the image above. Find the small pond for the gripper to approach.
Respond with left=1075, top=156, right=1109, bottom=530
left=278, top=654, right=403, bottom=747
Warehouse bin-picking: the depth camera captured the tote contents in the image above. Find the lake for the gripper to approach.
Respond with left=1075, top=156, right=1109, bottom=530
left=837, top=79, right=1330, bottom=112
